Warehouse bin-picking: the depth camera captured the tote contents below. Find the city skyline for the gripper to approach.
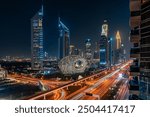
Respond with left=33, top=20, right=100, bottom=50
left=0, top=0, right=150, bottom=101
left=0, top=0, right=130, bottom=58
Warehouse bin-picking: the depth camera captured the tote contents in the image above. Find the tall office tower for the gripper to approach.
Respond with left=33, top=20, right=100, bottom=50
left=93, top=42, right=100, bottom=60
left=58, top=18, right=70, bottom=60
left=44, top=52, right=48, bottom=59
left=31, top=4, right=44, bottom=70
left=129, top=0, right=141, bottom=98
left=120, top=44, right=126, bottom=63
left=74, top=48, right=83, bottom=57
left=140, top=0, right=150, bottom=99
left=85, top=39, right=92, bottom=61
left=114, top=31, right=122, bottom=64
left=99, top=20, right=109, bottom=67
left=69, top=45, right=75, bottom=55
left=93, top=42, right=100, bottom=68
left=108, top=38, right=113, bottom=66
left=116, top=31, right=121, bottom=49
left=74, top=48, right=80, bottom=55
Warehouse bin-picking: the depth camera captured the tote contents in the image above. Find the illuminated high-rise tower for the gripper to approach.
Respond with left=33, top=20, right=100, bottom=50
left=31, top=3, right=44, bottom=70
left=85, top=39, right=92, bottom=61
left=58, top=18, right=70, bottom=59
left=93, top=42, right=100, bottom=60
left=116, top=31, right=121, bottom=49
left=99, top=20, right=109, bottom=67
left=69, top=45, right=75, bottom=55
left=114, top=31, right=123, bottom=64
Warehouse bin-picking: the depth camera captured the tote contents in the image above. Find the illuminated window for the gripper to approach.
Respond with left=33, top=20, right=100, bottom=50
left=39, top=19, right=42, bottom=27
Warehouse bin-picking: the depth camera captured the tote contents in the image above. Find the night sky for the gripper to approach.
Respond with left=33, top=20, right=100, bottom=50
left=0, top=0, right=130, bottom=58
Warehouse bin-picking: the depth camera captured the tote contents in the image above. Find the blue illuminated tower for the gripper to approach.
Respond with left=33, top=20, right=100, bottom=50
left=31, top=4, right=44, bottom=70
left=58, top=18, right=70, bottom=59
left=99, top=20, right=109, bottom=68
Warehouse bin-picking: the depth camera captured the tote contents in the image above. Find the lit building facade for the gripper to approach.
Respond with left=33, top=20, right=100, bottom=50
left=58, top=18, right=70, bottom=60
left=99, top=20, right=109, bottom=67
left=74, top=48, right=80, bottom=56
left=69, top=45, right=75, bottom=55
left=129, top=0, right=150, bottom=100
left=116, top=31, right=121, bottom=49
left=0, top=67, right=7, bottom=78
left=129, top=0, right=141, bottom=98
left=114, top=31, right=122, bottom=64
left=44, top=52, right=49, bottom=60
left=108, top=38, right=113, bottom=66
left=93, top=42, right=100, bottom=60
left=31, top=5, right=44, bottom=70
left=85, top=39, right=92, bottom=61
left=140, top=0, right=150, bottom=99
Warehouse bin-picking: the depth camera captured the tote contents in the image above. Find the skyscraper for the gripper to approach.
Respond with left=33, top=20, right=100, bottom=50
left=74, top=48, right=80, bottom=56
left=129, top=0, right=150, bottom=100
left=69, top=45, right=75, bottom=55
left=140, top=0, right=150, bottom=99
left=93, top=42, right=100, bottom=60
left=58, top=18, right=70, bottom=60
left=116, top=31, right=121, bottom=49
left=31, top=4, right=44, bottom=70
left=99, top=20, right=109, bottom=67
left=114, top=31, right=122, bottom=64
left=129, top=0, right=140, bottom=99
left=108, top=38, right=113, bottom=66
left=85, top=39, right=92, bottom=61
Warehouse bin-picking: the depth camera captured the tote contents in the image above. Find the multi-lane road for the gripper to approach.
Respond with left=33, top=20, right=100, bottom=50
left=24, top=61, right=131, bottom=100
left=5, top=61, right=131, bottom=100
left=69, top=64, right=129, bottom=100
left=8, top=74, right=70, bottom=90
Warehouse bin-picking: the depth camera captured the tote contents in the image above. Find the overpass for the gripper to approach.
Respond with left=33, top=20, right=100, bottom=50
left=25, top=61, right=130, bottom=100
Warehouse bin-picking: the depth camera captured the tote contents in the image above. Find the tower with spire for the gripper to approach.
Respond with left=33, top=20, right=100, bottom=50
left=114, top=30, right=123, bottom=64
left=116, top=31, right=121, bottom=49
left=99, top=20, right=109, bottom=67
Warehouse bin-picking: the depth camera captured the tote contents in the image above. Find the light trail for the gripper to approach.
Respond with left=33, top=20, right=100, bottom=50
left=70, top=63, right=129, bottom=100
left=27, top=61, right=130, bottom=100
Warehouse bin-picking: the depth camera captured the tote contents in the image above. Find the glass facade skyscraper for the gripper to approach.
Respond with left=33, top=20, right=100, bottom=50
left=58, top=18, right=70, bottom=60
left=85, top=39, right=92, bottom=61
left=140, top=0, right=150, bottom=99
left=116, top=31, right=121, bottom=50
left=31, top=5, right=44, bottom=70
left=99, top=20, right=109, bottom=67
left=114, top=31, right=122, bottom=64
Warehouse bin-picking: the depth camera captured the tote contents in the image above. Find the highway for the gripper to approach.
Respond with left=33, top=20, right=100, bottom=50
left=70, top=69, right=126, bottom=100
left=25, top=61, right=131, bottom=100
left=67, top=61, right=130, bottom=100
left=8, top=74, right=70, bottom=90
left=115, top=79, right=129, bottom=100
